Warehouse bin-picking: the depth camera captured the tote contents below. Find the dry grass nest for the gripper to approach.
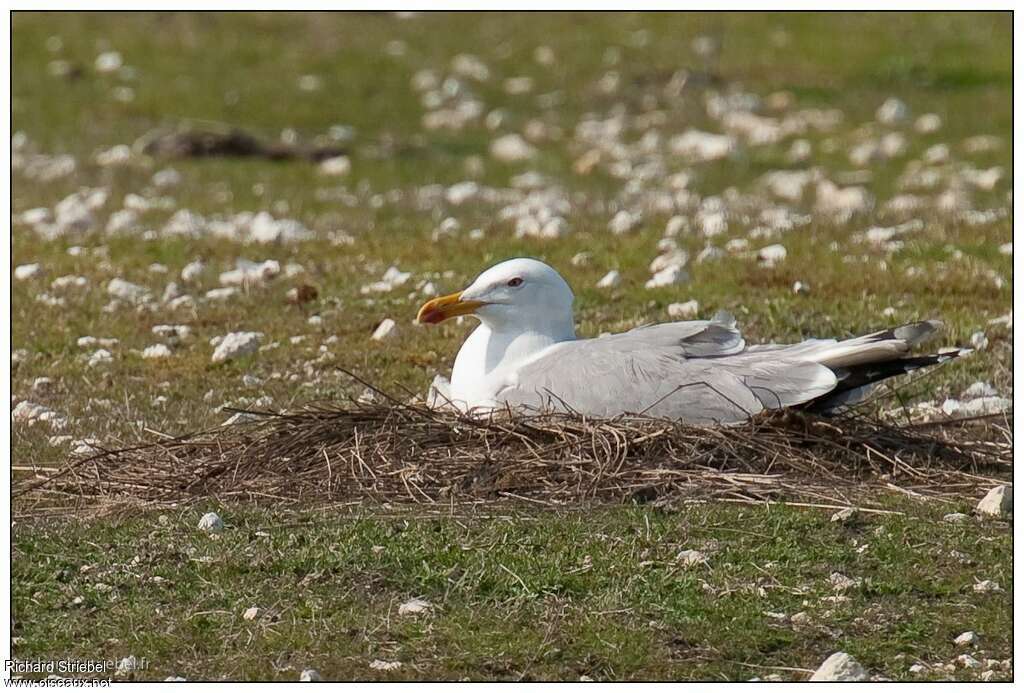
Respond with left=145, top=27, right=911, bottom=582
left=13, top=376, right=1012, bottom=518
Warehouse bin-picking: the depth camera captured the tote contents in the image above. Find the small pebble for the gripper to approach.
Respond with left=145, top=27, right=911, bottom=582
left=675, top=549, right=706, bottom=567
left=369, top=659, right=402, bottom=671
left=211, top=332, right=262, bottom=363
left=977, top=486, right=1012, bottom=517
left=667, top=300, right=699, bottom=320
left=596, top=270, right=621, bottom=289
left=810, top=652, right=868, bottom=682
left=372, top=318, right=398, bottom=341
left=953, top=631, right=979, bottom=648
left=973, top=580, right=1001, bottom=593
left=830, top=507, right=857, bottom=523
left=142, top=344, right=172, bottom=360
left=398, top=597, right=432, bottom=616
left=197, top=512, right=225, bottom=533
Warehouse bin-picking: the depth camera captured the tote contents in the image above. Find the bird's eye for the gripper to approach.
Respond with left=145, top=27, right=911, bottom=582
left=507, top=277, right=523, bottom=287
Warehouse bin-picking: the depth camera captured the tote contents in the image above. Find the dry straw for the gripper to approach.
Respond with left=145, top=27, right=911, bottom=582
left=13, top=376, right=1011, bottom=517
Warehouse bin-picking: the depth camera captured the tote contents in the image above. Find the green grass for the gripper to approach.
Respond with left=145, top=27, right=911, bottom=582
left=13, top=501, right=1012, bottom=681
left=11, top=11, right=1011, bottom=681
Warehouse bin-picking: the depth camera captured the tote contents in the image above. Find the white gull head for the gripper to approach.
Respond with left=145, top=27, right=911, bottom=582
left=417, top=258, right=577, bottom=410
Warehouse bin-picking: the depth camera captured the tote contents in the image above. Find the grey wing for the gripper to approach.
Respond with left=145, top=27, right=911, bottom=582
left=493, top=319, right=751, bottom=424
left=495, top=318, right=838, bottom=423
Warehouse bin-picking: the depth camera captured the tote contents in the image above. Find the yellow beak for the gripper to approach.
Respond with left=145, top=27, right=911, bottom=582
left=416, top=291, right=485, bottom=324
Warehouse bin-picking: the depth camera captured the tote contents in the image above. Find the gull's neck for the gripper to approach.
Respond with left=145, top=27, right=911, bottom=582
left=450, top=312, right=576, bottom=406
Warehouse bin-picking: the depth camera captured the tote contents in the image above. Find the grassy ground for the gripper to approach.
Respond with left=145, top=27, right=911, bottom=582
left=11, top=11, right=1012, bottom=681
left=12, top=501, right=1013, bottom=681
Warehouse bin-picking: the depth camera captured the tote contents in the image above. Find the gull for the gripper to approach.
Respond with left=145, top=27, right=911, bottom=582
left=417, top=258, right=965, bottom=423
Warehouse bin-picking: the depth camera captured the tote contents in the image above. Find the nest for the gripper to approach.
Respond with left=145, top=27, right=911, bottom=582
left=13, top=385, right=1012, bottom=517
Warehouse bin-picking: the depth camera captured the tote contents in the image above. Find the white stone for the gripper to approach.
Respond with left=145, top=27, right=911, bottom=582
left=908, top=663, right=927, bottom=674
left=650, top=250, right=688, bottom=274
left=667, top=300, right=699, bottom=320
left=398, top=597, right=432, bottom=616
left=319, top=156, right=351, bottom=176
left=71, top=438, right=101, bottom=456
left=51, top=275, right=88, bottom=291
left=115, top=655, right=139, bottom=676
left=243, top=606, right=260, bottom=620
left=107, top=278, right=151, bottom=304
left=973, top=580, right=1001, bottom=593
left=152, top=168, right=182, bottom=188
left=697, top=210, right=728, bottom=237
left=829, top=572, right=861, bottom=591
left=962, top=396, right=1011, bottom=417
left=451, top=53, right=490, bottom=81
left=816, top=180, right=873, bottom=219
left=211, top=332, right=262, bottom=363
left=596, top=270, right=621, bottom=289
left=669, top=129, right=736, bottom=162
left=608, top=209, right=642, bottom=235
left=810, top=652, right=868, bottom=681
left=762, top=169, right=815, bottom=202
left=197, top=512, right=225, bottom=533
left=914, top=113, right=942, bottom=133
left=571, top=252, right=591, bottom=267
left=142, top=344, right=172, bottom=360
left=204, top=288, right=237, bottom=302
left=95, top=144, right=131, bottom=167
left=490, top=133, right=536, bottom=162
left=369, top=660, right=402, bottom=671
left=876, top=97, right=909, bottom=124
left=675, top=549, right=706, bottom=567
left=697, top=246, right=725, bottom=263
left=969, top=331, right=988, bottom=351
left=106, top=209, right=139, bottom=234
left=962, top=381, right=997, bottom=399
left=779, top=138, right=810, bottom=164
left=757, top=244, right=787, bottom=267
left=792, top=280, right=811, bottom=295
left=830, top=507, right=857, bottom=523
left=943, top=513, right=970, bottom=524
left=181, top=259, right=206, bottom=283
left=94, top=51, right=123, bottom=73
left=371, top=318, right=398, bottom=341
left=504, top=76, right=534, bottom=95
left=152, top=324, right=192, bottom=343
left=977, top=486, right=1012, bottom=517
left=954, top=631, right=979, bottom=647
left=446, top=181, right=479, bottom=205
left=168, top=295, right=196, bottom=310
left=219, top=259, right=281, bottom=286
left=645, top=265, right=687, bottom=289
left=248, top=211, right=314, bottom=244
left=923, top=144, right=950, bottom=164
left=87, top=349, right=113, bottom=368
left=790, top=611, right=812, bottom=626
left=12, top=400, right=48, bottom=424
left=957, top=654, right=981, bottom=669
left=299, top=669, right=321, bottom=682
left=14, top=264, right=41, bottom=280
